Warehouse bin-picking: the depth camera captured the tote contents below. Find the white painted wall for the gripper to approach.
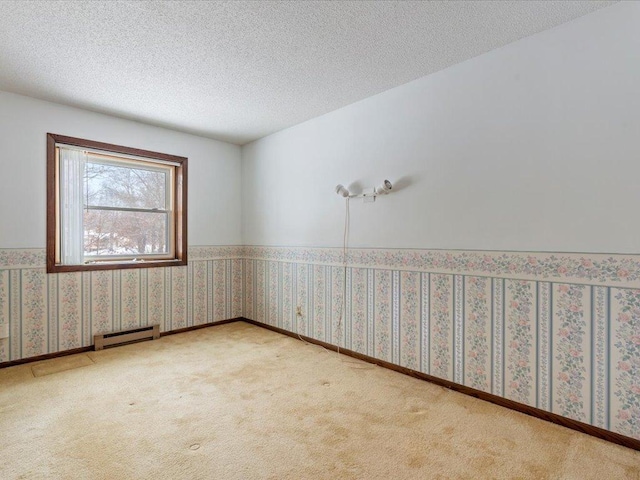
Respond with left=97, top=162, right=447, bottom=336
left=0, top=91, right=242, bottom=248
left=242, top=2, right=640, bottom=253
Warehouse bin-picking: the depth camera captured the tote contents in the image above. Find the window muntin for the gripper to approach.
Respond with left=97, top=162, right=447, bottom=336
left=47, top=134, right=187, bottom=273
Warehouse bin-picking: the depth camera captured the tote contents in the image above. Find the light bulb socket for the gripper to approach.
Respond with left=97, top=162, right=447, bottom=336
left=335, top=184, right=350, bottom=197
left=375, top=180, right=393, bottom=195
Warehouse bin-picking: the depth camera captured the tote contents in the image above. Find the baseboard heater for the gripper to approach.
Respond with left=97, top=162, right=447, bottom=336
left=94, top=324, right=160, bottom=350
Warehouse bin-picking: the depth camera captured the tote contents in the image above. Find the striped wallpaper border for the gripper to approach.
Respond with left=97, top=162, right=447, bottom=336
left=243, top=246, right=640, bottom=288
left=4, top=246, right=640, bottom=288
left=0, top=246, right=245, bottom=269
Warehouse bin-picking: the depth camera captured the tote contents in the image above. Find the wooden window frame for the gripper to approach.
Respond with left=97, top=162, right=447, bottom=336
left=46, top=133, right=188, bottom=273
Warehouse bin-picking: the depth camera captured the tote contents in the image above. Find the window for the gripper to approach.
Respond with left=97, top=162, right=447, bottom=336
left=47, top=134, right=187, bottom=273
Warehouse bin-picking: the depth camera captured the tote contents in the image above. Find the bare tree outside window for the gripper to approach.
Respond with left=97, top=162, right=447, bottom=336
left=47, top=133, right=187, bottom=273
left=84, top=161, right=169, bottom=257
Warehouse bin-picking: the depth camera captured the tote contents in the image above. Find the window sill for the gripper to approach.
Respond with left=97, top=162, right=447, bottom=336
left=46, top=258, right=187, bottom=274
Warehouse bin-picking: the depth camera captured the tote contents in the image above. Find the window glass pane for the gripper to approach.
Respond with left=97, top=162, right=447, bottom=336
left=84, top=210, right=168, bottom=257
left=85, top=161, right=167, bottom=210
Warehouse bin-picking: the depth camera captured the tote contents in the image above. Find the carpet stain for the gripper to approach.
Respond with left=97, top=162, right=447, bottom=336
left=31, top=354, right=94, bottom=377
left=442, top=426, right=455, bottom=435
left=624, top=464, right=640, bottom=477
left=408, top=453, right=428, bottom=469
left=408, top=407, right=429, bottom=415
left=1, top=322, right=639, bottom=480
left=469, top=452, right=497, bottom=470
left=525, top=463, right=552, bottom=479
left=240, top=391, right=256, bottom=400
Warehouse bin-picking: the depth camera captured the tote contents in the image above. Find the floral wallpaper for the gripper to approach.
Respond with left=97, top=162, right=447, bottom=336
left=242, top=247, right=640, bottom=442
left=505, top=280, right=536, bottom=406
left=350, top=268, right=367, bottom=355
left=430, top=274, right=453, bottom=381
left=399, top=271, right=420, bottom=372
left=2, top=245, right=639, bottom=442
left=374, top=270, right=392, bottom=362
left=0, top=271, right=8, bottom=362
left=465, top=276, right=491, bottom=393
left=0, top=247, right=244, bottom=364
left=553, top=284, right=589, bottom=421
left=611, top=288, right=640, bottom=439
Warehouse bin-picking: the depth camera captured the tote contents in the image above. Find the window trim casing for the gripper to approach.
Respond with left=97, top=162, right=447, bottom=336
left=46, top=133, right=188, bottom=273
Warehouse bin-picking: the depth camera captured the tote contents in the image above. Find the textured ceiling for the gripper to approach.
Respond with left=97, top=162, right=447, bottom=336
left=0, top=0, right=615, bottom=145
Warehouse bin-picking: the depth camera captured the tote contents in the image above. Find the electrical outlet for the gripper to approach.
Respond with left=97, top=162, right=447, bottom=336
left=296, top=306, right=303, bottom=317
left=0, top=324, right=9, bottom=339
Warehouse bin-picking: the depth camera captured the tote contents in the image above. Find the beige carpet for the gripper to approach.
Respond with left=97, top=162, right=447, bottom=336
left=0, top=322, right=638, bottom=480
left=31, top=354, right=95, bottom=377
